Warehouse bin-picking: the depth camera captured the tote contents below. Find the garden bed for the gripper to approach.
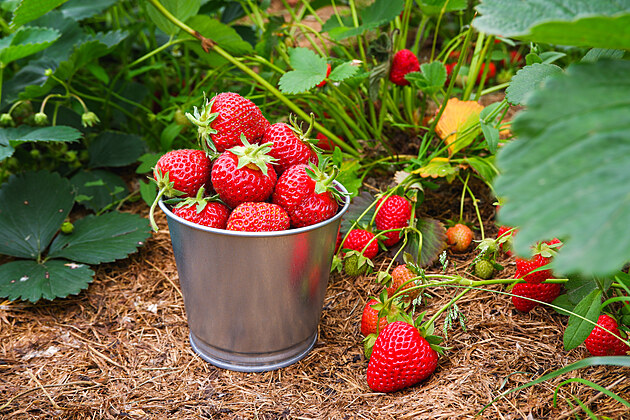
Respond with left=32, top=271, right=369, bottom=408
left=1, top=181, right=628, bottom=419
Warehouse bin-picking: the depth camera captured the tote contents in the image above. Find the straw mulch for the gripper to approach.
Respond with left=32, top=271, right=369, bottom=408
left=1, top=181, right=629, bottom=420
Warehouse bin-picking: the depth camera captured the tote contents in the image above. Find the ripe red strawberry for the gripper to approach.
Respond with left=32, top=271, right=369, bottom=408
left=511, top=282, right=562, bottom=312
left=361, top=298, right=389, bottom=337
left=272, top=161, right=342, bottom=228
left=315, top=132, right=337, bottom=151
left=341, top=229, right=379, bottom=259
left=171, top=187, right=230, bottom=229
left=389, top=49, right=420, bottom=86
left=316, top=63, right=332, bottom=88
left=375, top=195, right=412, bottom=247
left=446, top=223, right=473, bottom=252
left=150, top=149, right=212, bottom=231
left=387, top=264, right=419, bottom=300
left=584, top=314, right=630, bottom=356
left=476, top=62, right=496, bottom=83
left=366, top=321, right=439, bottom=393
left=186, top=92, right=270, bottom=153
left=226, top=202, right=290, bottom=232
left=514, top=239, right=562, bottom=284
left=263, top=119, right=318, bottom=175
left=211, top=138, right=277, bottom=209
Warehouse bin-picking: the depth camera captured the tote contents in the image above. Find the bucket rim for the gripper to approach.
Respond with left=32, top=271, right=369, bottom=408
left=158, top=180, right=350, bottom=238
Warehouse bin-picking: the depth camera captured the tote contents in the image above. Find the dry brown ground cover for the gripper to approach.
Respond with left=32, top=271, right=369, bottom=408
left=1, top=181, right=629, bottom=419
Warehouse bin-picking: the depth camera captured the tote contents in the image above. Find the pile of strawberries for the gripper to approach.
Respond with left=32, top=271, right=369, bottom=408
left=149, top=92, right=344, bottom=233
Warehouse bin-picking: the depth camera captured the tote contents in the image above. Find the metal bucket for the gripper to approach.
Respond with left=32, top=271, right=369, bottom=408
left=158, top=182, right=349, bottom=372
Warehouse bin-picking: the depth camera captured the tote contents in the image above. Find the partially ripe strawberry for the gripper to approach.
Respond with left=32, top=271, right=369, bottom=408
left=172, top=187, right=230, bottom=229
left=511, top=282, right=562, bottom=312
left=584, top=314, right=630, bottom=356
left=446, top=223, right=473, bottom=252
left=366, top=321, right=438, bottom=393
left=389, top=49, right=420, bottom=86
left=375, top=195, right=412, bottom=247
left=226, top=202, right=290, bottom=232
left=186, top=92, right=270, bottom=153
left=342, top=229, right=379, bottom=259
left=387, top=264, right=419, bottom=301
left=361, top=298, right=389, bottom=336
left=211, top=138, right=277, bottom=208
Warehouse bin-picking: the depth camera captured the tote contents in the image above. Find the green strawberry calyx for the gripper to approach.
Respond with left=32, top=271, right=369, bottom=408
left=148, top=167, right=186, bottom=232
left=171, top=187, right=226, bottom=213
left=229, top=134, right=277, bottom=176
left=185, top=93, right=220, bottom=157
left=304, top=157, right=348, bottom=204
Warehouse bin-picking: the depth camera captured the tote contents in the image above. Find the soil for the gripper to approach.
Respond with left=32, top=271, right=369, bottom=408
left=1, top=176, right=629, bottom=419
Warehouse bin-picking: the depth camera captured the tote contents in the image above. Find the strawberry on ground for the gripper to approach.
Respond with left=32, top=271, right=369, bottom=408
left=361, top=298, right=389, bottom=337
left=387, top=264, right=419, bottom=301
left=226, top=202, right=290, bottom=232
left=263, top=117, right=318, bottom=175
left=316, top=63, right=332, bottom=88
left=584, top=314, right=630, bottom=356
left=272, top=160, right=342, bottom=228
left=186, top=91, right=270, bottom=154
left=366, top=321, right=439, bottom=393
left=171, top=187, right=230, bottom=229
left=375, top=195, right=412, bottom=247
left=389, top=49, right=420, bottom=86
left=514, top=239, right=562, bottom=284
left=150, top=148, right=212, bottom=231
left=511, top=282, right=562, bottom=313
left=211, top=137, right=277, bottom=209
left=474, top=260, right=494, bottom=279
left=341, top=229, right=379, bottom=259
left=446, top=223, right=473, bottom=252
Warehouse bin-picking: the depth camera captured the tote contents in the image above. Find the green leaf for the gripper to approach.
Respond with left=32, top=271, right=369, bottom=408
left=473, top=0, right=630, bottom=50
left=393, top=217, right=447, bottom=267
left=407, top=61, right=447, bottom=94
left=0, top=135, right=14, bottom=161
left=0, top=27, right=60, bottom=65
left=493, top=60, right=630, bottom=276
left=322, top=0, right=404, bottom=41
left=552, top=294, right=575, bottom=316
left=563, top=289, right=601, bottom=350
left=279, top=48, right=328, bottom=94
left=48, top=212, right=150, bottom=264
left=505, top=63, right=563, bottom=105
left=87, top=131, right=145, bottom=168
left=419, top=0, right=468, bottom=15
left=0, top=125, right=82, bottom=143
left=329, top=61, right=359, bottom=82
left=183, top=15, right=253, bottom=56
left=29, top=11, right=84, bottom=64
left=0, top=170, right=74, bottom=259
left=136, top=152, right=161, bottom=174
left=479, top=123, right=500, bottom=155
left=59, top=0, right=118, bottom=20
left=565, top=276, right=612, bottom=305
left=10, top=0, right=68, bottom=27
left=70, top=170, right=128, bottom=212
left=139, top=179, right=157, bottom=208
left=58, top=30, right=128, bottom=77
left=146, top=0, right=200, bottom=36
left=581, top=48, right=625, bottom=63
left=0, top=259, right=94, bottom=302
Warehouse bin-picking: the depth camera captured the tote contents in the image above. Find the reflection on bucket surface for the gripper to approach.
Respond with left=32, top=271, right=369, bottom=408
left=159, top=182, right=349, bottom=372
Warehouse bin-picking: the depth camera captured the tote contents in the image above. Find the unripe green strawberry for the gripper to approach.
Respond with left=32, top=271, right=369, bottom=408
left=343, top=251, right=372, bottom=277
left=474, top=260, right=494, bottom=279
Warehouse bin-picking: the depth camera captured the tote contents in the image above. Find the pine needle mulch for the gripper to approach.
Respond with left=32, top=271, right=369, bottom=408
left=1, top=184, right=629, bottom=420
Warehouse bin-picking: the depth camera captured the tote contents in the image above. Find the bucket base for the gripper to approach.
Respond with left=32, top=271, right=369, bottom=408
left=189, top=332, right=318, bottom=372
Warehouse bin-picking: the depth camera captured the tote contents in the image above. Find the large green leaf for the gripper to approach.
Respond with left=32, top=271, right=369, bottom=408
left=563, top=289, right=601, bottom=350
left=0, top=259, right=94, bottom=302
left=59, top=0, right=118, bottom=20
left=30, top=11, right=85, bottom=63
left=184, top=15, right=253, bottom=56
left=70, top=170, right=129, bottom=212
left=473, top=0, right=630, bottom=49
left=0, top=171, right=74, bottom=259
left=494, top=60, right=630, bottom=276
left=505, top=63, right=563, bottom=106
left=0, top=125, right=82, bottom=144
left=0, top=27, right=60, bottom=65
left=279, top=48, right=328, bottom=94
left=87, top=131, right=145, bottom=168
left=48, top=212, right=150, bottom=264
left=10, top=0, right=68, bottom=27
left=55, top=30, right=128, bottom=79
left=146, top=0, right=200, bottom=36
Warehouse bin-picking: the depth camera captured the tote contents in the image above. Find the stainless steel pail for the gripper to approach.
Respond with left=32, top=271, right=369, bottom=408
left=158, top=183, right=349, bottom=372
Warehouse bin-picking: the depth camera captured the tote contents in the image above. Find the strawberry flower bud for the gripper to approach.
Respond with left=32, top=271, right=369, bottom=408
left=34, top=112, right=49, bottom=126
left=0, top=113, right=14, bottom=127
left=81, top=111, right=100, bottom=128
